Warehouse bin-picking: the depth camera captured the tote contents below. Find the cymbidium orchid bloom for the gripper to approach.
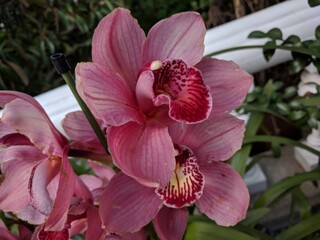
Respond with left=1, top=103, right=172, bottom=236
left=99, top=114, right=250, bottom=239
left=0, top=91, right=75, bottom=234
left=76, top=7, right=253, bottom=187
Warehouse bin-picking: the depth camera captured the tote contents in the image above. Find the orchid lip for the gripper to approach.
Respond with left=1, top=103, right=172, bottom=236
left=155, top=145, right=204, bottom=208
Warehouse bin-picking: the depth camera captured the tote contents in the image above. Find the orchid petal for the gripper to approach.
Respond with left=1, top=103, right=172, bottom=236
left=169, top=114, right=245, bottom=163
left=76, top=62, right=145, bottom=126
left=0, top=145, right=44, bottom=164
left=108, top=121, right=175, bottom=187
left=88, top=160, right=116, bottom=182
left=0, top=219, right=17, bottom=240
left=99, top=173, right=163, bottom=234
left=142, top=12, right=205, bottom=66
left=2, top=99, right=64, bottom=156
left=92, top=8, right=145, bottom=91
left=79, top=175, right=103, bottom=192
left=62, top=110, right=103, bottom=142
left=16, top=205, right=46, bottom=225
left=196, top=58, right=253, bottom=115
left=196, top=162, right=250, bottom=226
left=0, top=91, right=68, bottom=146
left=29, top=159, right=59, bottom=215
left=153, top=207, right=188, bottom=240
left=0, top=147, right=44, bottom=211
left=86, top=206, right=105, bottom=240
left=45, top=147, right=76, bottom=231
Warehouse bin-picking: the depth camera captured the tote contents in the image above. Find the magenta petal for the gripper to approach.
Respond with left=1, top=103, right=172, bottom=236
left=153, top=207, right=188, bottom=240
left=142, top=12, right=205, bottom=66
left=99, top=173, right=163, bottom=234
left=196, top=58, right=253, bottom=115
left=0, top=145, right=44, bottom=164
left=2, top=99, right=64, bottom=156
left=88, top=160, right=116, bottom=182
left=196, top=162, right=250, bottom=226
left=45, top=147, right=76, bottom=231
left=169, top=114, right=245, bottom=163
left=86, top=207, right=105, bottom=240
left=108, top=121, right=175, bottom=187
left=76, top=62, right=145, bottom=126
left=92, top=8, right=145, bottom=91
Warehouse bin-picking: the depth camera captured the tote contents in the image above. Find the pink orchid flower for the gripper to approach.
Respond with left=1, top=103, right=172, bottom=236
left=76, top=7, right=253, bottom=187
left=0, top=91, right=75, bottom=233
left=99, top=114, right=250, bottom=239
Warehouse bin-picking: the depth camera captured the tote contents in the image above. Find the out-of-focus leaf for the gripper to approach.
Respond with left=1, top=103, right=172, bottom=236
left=240, top=208, right=270, bottom=226
left=283, top=86, right=297, bottom=99
left=283, top=35, right=301, bottom=46
left=248, top=30, right=266, bottom=39
left=276, top=213, right=320, bottom=240
left=266, top=28, right=282, bottom=40
left=263, top=40, right=276, bottom=61
left=308, top=0, right=320, bottom=7
left=185, top=222, right=256, bottom=240
left=289, top=110, right=308, bottom=125
left=276, top=102, right=290, bottom=115
left=316, top=25, right=320, bottom=40
left=291, top=188, right=311, bottom=221
left=254, top=167, right=320, bottom=208
left=296, top=96, right=320, bottom=106
left=271, top=142, right=281, bottom=157
left=289, top=58, right=310, bottom=74
left=6, top=61, right=29, bottom=86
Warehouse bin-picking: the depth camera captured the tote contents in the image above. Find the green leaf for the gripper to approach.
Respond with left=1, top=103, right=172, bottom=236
left=266, top=28, right=283, bottom=40
left=248, top=30, right=266, bottom=39
left=296, top=96, right=320, bottom=106
left=291, top=187, right=311, bottom=221
left=263, top=40, right=276, bottom=61
left=254, top=168, right=320, bottom=208
left=308, top=0, right=320, bottom=7
left=275, top=102, right=290, bottom=116
left=240, top=208, right=270, bottom=226
left=316, top=25, right=320, bottom=40
left=283, top=86, right=297, bottom=99
left=289, top=57, right=311, bottom=74
left=276, top=213, right=320, bottom=240
left=283, top=35, right=301, bottom=46
left=185, top=222, right=256, bottom=240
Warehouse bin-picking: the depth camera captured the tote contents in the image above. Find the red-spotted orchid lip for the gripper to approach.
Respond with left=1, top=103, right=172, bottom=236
left=150, top=59, right=212, bottom=124
left=155, top=145, right=204, bottom=208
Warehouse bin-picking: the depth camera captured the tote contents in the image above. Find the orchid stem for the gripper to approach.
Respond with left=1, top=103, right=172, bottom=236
left=50, top=53, right=109, bottom=154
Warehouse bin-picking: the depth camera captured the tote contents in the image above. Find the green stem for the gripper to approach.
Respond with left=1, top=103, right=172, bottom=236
left=206, top=44, right=320, bottom=57
left=61, top=71, right=109, bottom=154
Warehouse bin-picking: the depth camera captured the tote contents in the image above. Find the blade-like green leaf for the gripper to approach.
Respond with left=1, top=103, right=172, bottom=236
left=185, top=222, right=256, bottom=240
left=291, top=187, right=311, bottom=221
left=254, top=168, right=320, bottom=208
left=240, top=208, right=271, bottom=226
left=276, top=213, right=320, bottom=240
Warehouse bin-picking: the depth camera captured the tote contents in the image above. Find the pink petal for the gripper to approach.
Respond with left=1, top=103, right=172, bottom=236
left=86, top=206, right=105, bottom=240
left=2, top=99, right=65, bottom=156
left=195, top=162, right=250, bottom=226
left=88, top=160, right=116, bottom=182
left=45, top=147, right=76, bottom=231
left=142, top=12, right=205, bottom=66
left=0, top=91, right=68, bottom=146
left=169, top=114, right=245, bottom=164
left=76, top=62, right=145, bottom=126
left=79, top=175, right=103, bottom=192
left=196, top=58, right=253, bottom=115
left=99, top=173, right=163, bottom=234
left=16, top=205, right=46, bottom=225
left=153, top=207, right=188, bottom=240
left=62, top=110, right=103, bottom=142
left=0, top=149, right=43, bottom=212
left=29, top=159, right=60, bottom=215
left=0, top=219, right=17, bottom=240
left=0, top=145, right=44, bottom=164
left=92, top=8, right=145, bottom=91
left=107, top=121, right=175, bottom=187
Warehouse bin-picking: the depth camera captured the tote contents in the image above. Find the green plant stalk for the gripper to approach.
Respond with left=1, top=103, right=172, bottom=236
left=206, top=44, right=320, bottom=57
left=61, top=71, right=109, bottom=154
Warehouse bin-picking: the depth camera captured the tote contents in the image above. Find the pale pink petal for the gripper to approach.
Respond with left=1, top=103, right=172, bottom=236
left=0, top=145, right=44, bottom=164
left=196, top=58, right=253, bottom=115
left=0, top=121, right=15, bottom=138
left=45, top=147, right=76, bottom=231
left=142, top=12, right=205, bottom=66
left=0, top=152, right=43, bottom=212
left=62, top=110, right=103, bottom=142
left=76, top=62, right=145, bottom=126
left=0, top=91, right=68, bottom=146
left=74, top=175, right=92, bottom=200
left=92, top=8, right=145, bottom=91
left=79, top=175, right=103, bottom=192
left=99, top=173, right=163, bottom=234
left=88, top=160, right=116, bottom=182
left=195, top=162, right=250, bottom=226
left=135, top=70, right=156, bottom=113
left=169, top=114, right=245, bottom=164
left=153, top=207, right=188, bottom=240
left=29, top=159, right=60, bottom=215
left=2, top=99, right=65, bottom=156
left=16, top=205, right=46, bottom=225
left=107, top=121, right=175, bottom=187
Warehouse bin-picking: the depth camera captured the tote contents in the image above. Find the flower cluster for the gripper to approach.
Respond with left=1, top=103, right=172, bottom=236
left=0, top=7, right=253, bottom=240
